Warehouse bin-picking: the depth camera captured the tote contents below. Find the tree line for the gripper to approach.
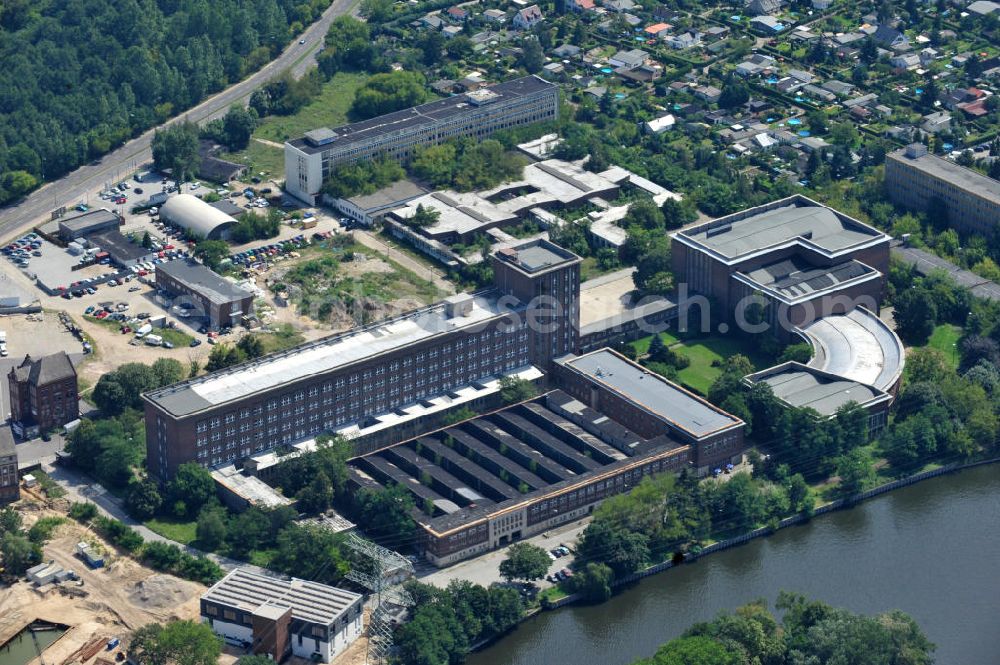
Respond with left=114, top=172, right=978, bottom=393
left=0, top=0, right=331, bottom=205
left=634, top=593, right=933, bottom=665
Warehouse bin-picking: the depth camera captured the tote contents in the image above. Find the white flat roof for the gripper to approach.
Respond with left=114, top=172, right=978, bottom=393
left=146, top=293, right=512, bottom=416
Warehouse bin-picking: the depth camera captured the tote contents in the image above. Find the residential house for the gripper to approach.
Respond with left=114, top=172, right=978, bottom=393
left=967, top=0, right=1000, bottom=15
left=617, top=63, right=662, bottom=84
left=513, top=4, right=544, bottom=29
left=446, top=6, right=469, bottom=21
left=787, top=69, right=815, bottom=84
left=748, top=0, right=783, bottom=15
left=552, top=44, right=582, bottom=58
left=483, top=8, right=506, bottom=22
left=873, top=104, right=893, bottom=117
left=918, top=46, right=939, bottom=63
left=430, top=79, right=458, bottom=94
left=812, top=0, right=832, bottom=8
left=608, top=48, right=648, bottom=68
left=843, top=92, right=878, bottom=109
left=798, top=136, right=831, bottom=152
left=694, top=85, right=723, bottom=103
left=644, top=23, right=672, bottom=38
left=442, top=25, right=463, bottom=38
left=802, top=84, right=837, bottom=102
left=958, top=97, right=990, bottom=117
left=568, top=0, right=597, bottom=11
left=667, top=30, right=703, bottom=49
left=622, top=13, right=642, bottom=27
left=921, top=110, right=952, bottom=133
left=705, top=25, right=730, bottom=41
left=421, top=13, right=445, bottom=29
left=736, top=53, right=776, bottom=77
left=643, top=114, right=676, bottom=134
left=850, top=105, right=872, bottom=120
left=544, top=62, right=565, bottom=75
left=821, top=80, right=855, bottom=96
left=750, top=16, right=785, bottom=33
left=890, top=53, right=921, bottom=69
left=776, top=76, right=808, bottom=94
left=872, top=24, right=910, bottom=50
left=602, top=0, right=636, bottom=12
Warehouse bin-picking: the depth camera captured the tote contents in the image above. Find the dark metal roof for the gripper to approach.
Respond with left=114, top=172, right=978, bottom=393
left=157, top=259, right=252, bottom=306
left=13, top=352, right=76, bottom=387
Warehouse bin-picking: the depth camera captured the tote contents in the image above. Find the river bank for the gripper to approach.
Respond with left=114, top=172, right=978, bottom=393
left=468, top=458, right=1000, bottom=665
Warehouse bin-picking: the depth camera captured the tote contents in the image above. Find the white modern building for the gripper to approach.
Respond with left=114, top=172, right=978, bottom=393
left=200, top=568, right=364, bottom=663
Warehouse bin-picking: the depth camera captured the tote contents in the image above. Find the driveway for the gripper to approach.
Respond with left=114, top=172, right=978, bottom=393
left=45, top=462, right=271, bottom=575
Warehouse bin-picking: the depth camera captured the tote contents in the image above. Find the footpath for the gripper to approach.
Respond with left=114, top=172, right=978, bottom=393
left=45, top=462, right=271, bottom=576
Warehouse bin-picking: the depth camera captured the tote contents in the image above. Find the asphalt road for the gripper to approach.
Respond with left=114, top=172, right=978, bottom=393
left=0, top=0, right=358, bottom=240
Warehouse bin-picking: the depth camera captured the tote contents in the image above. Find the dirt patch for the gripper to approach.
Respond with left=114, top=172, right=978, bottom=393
left=127, top=574, right=201, bottom=611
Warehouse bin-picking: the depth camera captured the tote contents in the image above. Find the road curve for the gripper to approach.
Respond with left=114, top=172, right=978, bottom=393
left=0, top=0, right=358, bottom=238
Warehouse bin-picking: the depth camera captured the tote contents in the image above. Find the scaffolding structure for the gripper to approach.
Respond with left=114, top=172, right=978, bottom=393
left=345, top=534, right=414, bottom=665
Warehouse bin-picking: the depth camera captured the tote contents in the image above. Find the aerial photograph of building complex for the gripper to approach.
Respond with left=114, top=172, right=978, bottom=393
left=1, top=0, right=999, bottom=664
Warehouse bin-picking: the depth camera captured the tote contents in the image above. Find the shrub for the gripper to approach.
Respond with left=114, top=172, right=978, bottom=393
left=69, top=502, right=98, bottom=523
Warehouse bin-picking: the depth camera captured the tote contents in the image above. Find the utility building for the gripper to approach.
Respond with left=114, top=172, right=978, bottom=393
left=201, top=568, right=363, bottom=663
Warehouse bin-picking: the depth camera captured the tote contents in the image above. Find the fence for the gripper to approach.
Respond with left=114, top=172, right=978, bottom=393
left=532, top=456, right=1000, bottom=614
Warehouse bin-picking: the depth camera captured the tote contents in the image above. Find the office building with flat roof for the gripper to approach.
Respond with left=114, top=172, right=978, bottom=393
left=745, top=361, right=891, bottom=434
left=671, top=195, right=890, bottom=340
left=143, top=239, right=580, bottom=481
left=553, top=349, right=744, bottom=470
left=884, top=143, right=1000, bottom=236
left=201, top=567, right=363, bottom=663
left=284, top=76, right=559, bottom=204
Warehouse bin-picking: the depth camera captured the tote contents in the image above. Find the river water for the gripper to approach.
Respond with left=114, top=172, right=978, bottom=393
left=468, top=465, right=1000, bottom=665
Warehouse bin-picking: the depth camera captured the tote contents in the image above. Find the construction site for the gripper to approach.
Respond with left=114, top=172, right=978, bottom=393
left=0, top=487, right=373, bottom=665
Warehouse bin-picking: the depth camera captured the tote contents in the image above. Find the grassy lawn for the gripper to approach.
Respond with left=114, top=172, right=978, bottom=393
left=249, top=548, right=278, bottom=568
left=158, top=327, right=194, bottom=347
left=674, top=336, right=775, bottom=395
left=145, top=518, right=197, bottom=545
left=629, top=331, right=681, bottom=356
left=630, top=332, right=777, bottom=395
left=925, top=323, right=962, bottom=370
left=220, top=140, right=285, bottom=181
left=254, top=72, right=368, bottom=144
left=579, top=256, right=622, bottom=282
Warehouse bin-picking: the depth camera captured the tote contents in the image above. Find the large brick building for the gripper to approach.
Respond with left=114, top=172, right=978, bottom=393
left=143, top=240, right=580, bottom=481
left=0, top=425, right=18, bottom=505
left=8, top=352, right=78, bottom=438
left=884, top=143, right=1000, bottom=236
left=670, top=195, right=890, bottom=341
left=283, top=76, right=560, bottom=204
left=350, top=348, right=745, bottom=566
left=156, top=260, right=255, bottom=330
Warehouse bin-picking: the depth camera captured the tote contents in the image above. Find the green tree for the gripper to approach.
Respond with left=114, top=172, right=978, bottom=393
left=410, top=144, right=457, bottom=187
left=351, top=71, right=428, bottom=120
left=126, top=479, right=163, bottom=520
left=359, top=0, right=394, bottom=23
left=499, top=376, right=538, bottom=404
left=353, top=484, right=416, bottom=545
left=893, top=288, right=937, bottom=344
left=569, top=562, right=614, bottom=602
left=835, top=449, right=875, bottom=497
left=152, top=122, right=200, bottom=183
left=271, top=523, right=350, bottom=584
left=156, top=620, right=222, bottom=665
left=661, top=198, right=697, bottom=230
left=194, top=240, right=230, bottom=270
left=637, top=636, right=740, bottom=665
left=166, top=463, right=216, bottom=519
left=195, top=508, right=228, bottom=551
left=499, top=542, right=551, bottom=582
left=407, top=203, right=441, bottom=229
left=520, top=37, right=545, bottom=73
left=718, top=79, right=750, bottom=109
left=296, top=469, right=333, bottom=515
left=221, top=105, right=257, bottom=150
left=1, top=531, right=39, bottom=575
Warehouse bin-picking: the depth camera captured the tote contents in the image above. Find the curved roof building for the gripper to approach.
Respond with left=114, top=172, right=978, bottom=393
left=160, top=194, right=237, bottom=240
left=799, top=307, right=904, bottom=394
